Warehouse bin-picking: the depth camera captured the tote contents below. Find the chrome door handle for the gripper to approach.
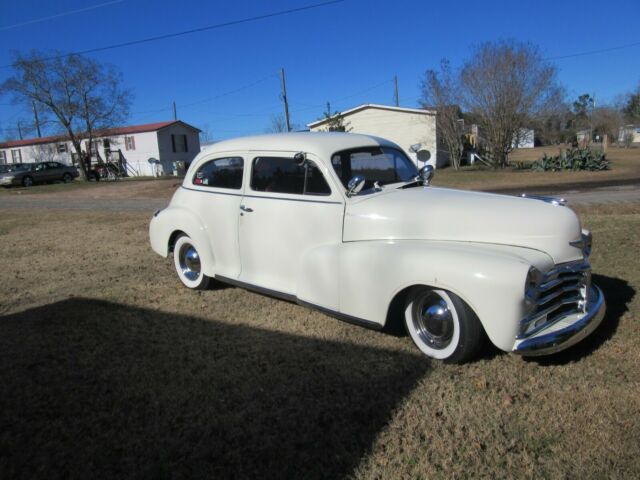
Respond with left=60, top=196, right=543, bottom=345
left=240, top=205, right=253, bottom=212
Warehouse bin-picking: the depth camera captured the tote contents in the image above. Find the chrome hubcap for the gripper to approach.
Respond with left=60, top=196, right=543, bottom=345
left=413, top=292, right=454, bottom=349
left=178, top=243, right=201, bottom=281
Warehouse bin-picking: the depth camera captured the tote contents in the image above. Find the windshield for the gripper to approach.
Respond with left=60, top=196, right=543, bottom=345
left=331, top=146, right=418, bottom=191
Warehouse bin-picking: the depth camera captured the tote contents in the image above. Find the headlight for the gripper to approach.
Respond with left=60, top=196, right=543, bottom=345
left=570, top=229, right=593, bottom=258
left=524, top=267, right=542, bottom=303
left=582, top=230, right=592, bottom=257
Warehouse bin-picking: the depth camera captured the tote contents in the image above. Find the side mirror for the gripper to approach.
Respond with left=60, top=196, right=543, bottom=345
left=418, top=165, right=434, bottom=186
left=347, top=175, right=366, bottom=197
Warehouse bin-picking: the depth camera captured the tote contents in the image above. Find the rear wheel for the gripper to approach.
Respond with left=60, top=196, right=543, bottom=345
left=404, top=286, right=483, bottom=363
left=173, top=234, right=211, bottom=290
left=22, top=176, right=33, bottom=187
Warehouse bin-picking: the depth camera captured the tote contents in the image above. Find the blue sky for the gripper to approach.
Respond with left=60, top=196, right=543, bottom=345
left=1, top=0, right=639, bottom=141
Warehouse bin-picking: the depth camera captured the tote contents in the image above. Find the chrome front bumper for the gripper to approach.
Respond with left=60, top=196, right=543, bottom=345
left=512, top=285, right=606, bottom=356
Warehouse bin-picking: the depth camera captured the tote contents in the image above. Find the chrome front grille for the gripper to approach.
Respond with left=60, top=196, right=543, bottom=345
left=518, top=261, right=591, bottom=338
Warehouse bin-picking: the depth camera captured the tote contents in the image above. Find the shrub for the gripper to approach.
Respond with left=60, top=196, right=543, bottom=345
left=530, top=148, right=609, bottom=171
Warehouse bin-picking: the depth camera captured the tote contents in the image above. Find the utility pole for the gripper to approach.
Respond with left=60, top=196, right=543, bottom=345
left=17, top=121, right=23, bottom=140
left=393, top=75, right=399, bottom=107
left=326, top=101, right=331, bottom=115
left=172, top=101, right=177, bottom=121
left=32, top=101, right=42, bottom=138
left=280, top=68, right=291, bottom=132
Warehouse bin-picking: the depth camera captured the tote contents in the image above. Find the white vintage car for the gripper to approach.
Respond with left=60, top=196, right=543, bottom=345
left=149, top=133, right=606, bottom=363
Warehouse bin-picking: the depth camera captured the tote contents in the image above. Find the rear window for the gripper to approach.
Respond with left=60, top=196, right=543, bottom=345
left=193, top=157, right=244, bottom=190
left=250, top=157, right=331, bottom=196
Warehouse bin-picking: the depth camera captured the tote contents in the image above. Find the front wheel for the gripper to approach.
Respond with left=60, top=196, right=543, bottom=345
left=173, top=234, right=211, bottom=290
left=62, top=173, right=73, bottom=183
left=404, top=286, right=484, bottom=363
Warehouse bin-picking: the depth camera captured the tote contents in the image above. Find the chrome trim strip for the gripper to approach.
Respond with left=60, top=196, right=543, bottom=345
left=214, top=275, right=382, bottom=330
left=520, top=193, right=567, bottom=206
left=182, top=186, right=343, bottom=205
left=297, top=300, right=383, bottom=330
left=215, top=275, right=297, bottom=303
left=513, top=286, right=606, bottom=356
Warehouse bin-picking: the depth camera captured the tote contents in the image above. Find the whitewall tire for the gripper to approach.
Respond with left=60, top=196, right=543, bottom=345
left=404, top=286, right=483, bottom=363
left=173, top=234, right=211, bottom=290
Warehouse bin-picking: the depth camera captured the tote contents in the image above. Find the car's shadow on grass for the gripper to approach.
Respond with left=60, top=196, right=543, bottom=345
left=0, top=299, right=429, bottom=480
left=525, top=274, right=635, bottom=365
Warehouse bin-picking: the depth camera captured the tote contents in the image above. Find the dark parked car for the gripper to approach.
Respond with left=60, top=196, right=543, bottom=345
left=0, top=162, right=79, bottom=187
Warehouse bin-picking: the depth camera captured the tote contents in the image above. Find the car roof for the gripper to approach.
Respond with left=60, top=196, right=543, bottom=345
left=199, top=132, right=402, bottom=161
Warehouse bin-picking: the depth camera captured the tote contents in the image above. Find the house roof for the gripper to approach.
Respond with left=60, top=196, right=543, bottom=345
left=0, top=120, right=200, bottom=149
left=307, top=103, right=437, bottom=128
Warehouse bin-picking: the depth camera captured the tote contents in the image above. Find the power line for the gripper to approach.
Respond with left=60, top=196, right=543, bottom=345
left=290, top=78, right=394, bottom=113
left=180, top=73, right=278, bottom=109
left=0, top=0, right=125, bottom=31
left=546, top=41, right=640, bottom=60
left=1, top=0, right=345, bottom=68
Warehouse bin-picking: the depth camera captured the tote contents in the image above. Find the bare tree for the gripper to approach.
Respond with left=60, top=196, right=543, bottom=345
left=421, top=60, right=465, bottom=169
left=592, top=106, right=623, bottom=144
left=622, top=83, right=640, bottom=123
left=458, top=40, right=563, bottom=167
left=1, top=50, right=132, bottom=180
left=28, top=143, right=58, bottom=163
left=318, top=104, right=351, bottom=132
left=266, top=114, right=288, bottom=133
left=199, top=123, right=215, bottom=145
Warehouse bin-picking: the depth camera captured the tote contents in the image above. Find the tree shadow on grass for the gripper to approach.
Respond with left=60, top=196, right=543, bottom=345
left=525, top=274, right=635, bottom=365
left=0, top=299, right=429, bottom=480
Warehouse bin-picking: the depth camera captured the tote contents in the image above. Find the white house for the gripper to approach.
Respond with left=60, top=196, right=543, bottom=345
left=0, top=120, right=201, bottom=176
left=307, top=104, right=439, bottom=167
left=618, top=125, right=640, bottom=145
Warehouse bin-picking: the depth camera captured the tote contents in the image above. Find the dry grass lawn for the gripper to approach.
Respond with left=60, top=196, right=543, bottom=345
left=0, top=201, right=638, bottom=479
left=432, top=146, right=640, bottom=192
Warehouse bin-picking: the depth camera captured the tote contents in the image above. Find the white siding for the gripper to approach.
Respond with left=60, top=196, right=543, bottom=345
left=111, top=131, right=161, bottom=176
left=309, top=107, right=438, bottom=167
left=0, top=123, right=201, bottom=176
left=157, top=123, right=201, bottom=174
left=0, top=141, right=74, bottom=165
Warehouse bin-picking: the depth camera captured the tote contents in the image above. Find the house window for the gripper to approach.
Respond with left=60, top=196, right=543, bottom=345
left=57, top=143, right=68, bottom=153
left=171, top=134, right=188, bottom=153
left=251, top=156, right=331, bottom=196
left=11, top=149, right=22, bottom=163
left=0, top=151, right=6, bottom=164
left=125, top=136, right=136, bottom=150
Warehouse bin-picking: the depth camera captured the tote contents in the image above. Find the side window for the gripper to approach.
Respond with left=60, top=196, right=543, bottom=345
left=250, top=157, right=331, bottom=196
left=193, top=157, right=243, bottom=190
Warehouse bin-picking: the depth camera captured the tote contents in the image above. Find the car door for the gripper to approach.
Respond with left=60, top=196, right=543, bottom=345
left=47, top=162, right=64, bottom=181
left=238, top=152, right=344, bottom=300
left=187, top=153, right=245, bottom=279
left=32, top=163, right=49, bottom=182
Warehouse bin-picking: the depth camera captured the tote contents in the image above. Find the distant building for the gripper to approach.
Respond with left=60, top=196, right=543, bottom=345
left=307, top=104, right=439, bottom=167
left=618, top=125, right=640, bottom=145
left=512, top=128, right=535, bottom=149
left=576, top=129, right=591, bottom=144
left=0, top=120, right=201, bottom=176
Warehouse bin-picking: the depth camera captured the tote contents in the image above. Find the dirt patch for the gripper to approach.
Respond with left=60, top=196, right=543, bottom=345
left=0, top=206, right=638, bottom=478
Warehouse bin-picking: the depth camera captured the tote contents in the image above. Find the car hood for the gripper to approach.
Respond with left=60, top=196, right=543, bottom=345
left=343, top=186, right=583, bottom=264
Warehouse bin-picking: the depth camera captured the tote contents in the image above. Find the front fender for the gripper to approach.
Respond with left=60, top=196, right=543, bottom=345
left=337, top=240, right=554, bottom=352
left=149, top=206, right=216, bottom=277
